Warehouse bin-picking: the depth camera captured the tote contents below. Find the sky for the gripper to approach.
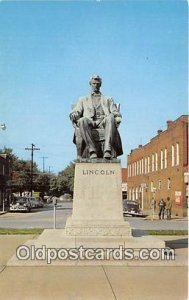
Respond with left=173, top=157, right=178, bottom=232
left=0, top=0, right=188, bottom=174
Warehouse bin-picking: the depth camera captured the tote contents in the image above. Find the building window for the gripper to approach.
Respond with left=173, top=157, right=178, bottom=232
left=164, top=148, right=167, bottom=169
left=132, top=188, right=135, bottom=200
left=152, top=154, right=155, bottom=172
left=158, top=180, right=161, bottom=190
left=132, top=163, right=134, bottom=177
left=147, top=156, right=150, bottom=173
left=2, top=165, right=5, bottom=175
left=134, top=162, right=137, bottom=176
left=151, top=181, right=154, bottom=192
left=167, top=178, right=171, bottom=190
left=160, top=150, right=164, bottom=169
left=137, top=161, right=139, bottom=175
left=176, top=143, right=179, bottom=166
left=155, top=153, right=158, bottom=171
left=144, top=158, right=147, bottom=174
left=172, top=145, right=175, bottom=167
left=141, top=158, right=144, bottom=174
left=135, top=187, right=138, bottom=200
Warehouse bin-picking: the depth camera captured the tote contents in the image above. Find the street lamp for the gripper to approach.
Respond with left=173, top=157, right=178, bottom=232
left=0, top=124, right=6, bottom=130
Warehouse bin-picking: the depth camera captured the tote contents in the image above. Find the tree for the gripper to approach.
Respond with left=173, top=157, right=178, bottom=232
left=55, top=162, right=75, bottom=196
left=34, top=173, right=50, bottom=196
left=0, top=147, right=39, bottom=194
left=49, top=176, right=59, bottom=196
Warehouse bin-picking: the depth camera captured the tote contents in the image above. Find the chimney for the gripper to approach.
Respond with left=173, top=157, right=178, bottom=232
left=138, top=144, right=142, bottom=148
left=157, top=129, right=163, bottom=135
left=167, top=120, right=173, bottom=129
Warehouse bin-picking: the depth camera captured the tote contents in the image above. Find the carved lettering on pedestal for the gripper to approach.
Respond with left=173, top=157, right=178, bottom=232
left=82, top=169, right=115, bottom=175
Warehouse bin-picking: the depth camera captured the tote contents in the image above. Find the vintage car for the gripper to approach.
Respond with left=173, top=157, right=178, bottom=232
left=10, top=197, right=32, bottom=213
left=26, top=197, right=44, bottom=208
left=123, top=200, right=144, bottom=217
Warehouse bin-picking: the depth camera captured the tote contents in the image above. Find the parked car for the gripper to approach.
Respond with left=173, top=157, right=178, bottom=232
left=123, top=200, right=143, bottom=217
left=26, top=197, right=44, bottom=208
left=59, top=194, right=72, bottom=202
left=10, top=197, right=32, bottom=213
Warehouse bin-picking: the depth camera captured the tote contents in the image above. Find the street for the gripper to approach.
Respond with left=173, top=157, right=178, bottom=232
left=0, top=202, right=188, bottom=231
left=0, top=202, right=72, bottom=229
left=0, top=202, right=188, bottom=300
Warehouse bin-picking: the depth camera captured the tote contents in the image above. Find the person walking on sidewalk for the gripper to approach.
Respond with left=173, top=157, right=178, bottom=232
left=158, top=199, right=166, bottom=220
left=166, top=197, right=172, bottom=220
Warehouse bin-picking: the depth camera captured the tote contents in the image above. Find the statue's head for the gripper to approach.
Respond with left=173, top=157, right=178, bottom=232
left=89, top=74, right=102, bottom=84
left=89, top=75, right=102, bottom=93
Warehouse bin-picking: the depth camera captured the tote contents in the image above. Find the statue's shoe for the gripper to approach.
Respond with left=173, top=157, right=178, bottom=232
left=90, top=152, right=97, bottom=159
left=103, top=151, right=111, bottom=159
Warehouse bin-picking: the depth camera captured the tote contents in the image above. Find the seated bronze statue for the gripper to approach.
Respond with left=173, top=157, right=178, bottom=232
left=69, top=75, right=123, bottom=160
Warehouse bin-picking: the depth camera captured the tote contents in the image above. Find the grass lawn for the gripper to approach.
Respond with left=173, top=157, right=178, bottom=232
left=146, top=230, right=188, bottom=236
left=0, top=228, right=44, bottom=235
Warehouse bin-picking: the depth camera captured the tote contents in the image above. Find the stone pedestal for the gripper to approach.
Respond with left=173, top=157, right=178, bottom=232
left=65, top=161, right=131, bottom=236
left=6, top=160, right=166, bottom=267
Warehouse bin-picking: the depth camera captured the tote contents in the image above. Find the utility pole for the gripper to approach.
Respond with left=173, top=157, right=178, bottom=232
left=40, top=156, right=48, bottom=173
left=25, top=143, right=40, bottom=196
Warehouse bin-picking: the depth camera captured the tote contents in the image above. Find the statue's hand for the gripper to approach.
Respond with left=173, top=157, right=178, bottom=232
left=70, top=112, right=80, bottom=122
left=115, top=117, right=122, bottom=127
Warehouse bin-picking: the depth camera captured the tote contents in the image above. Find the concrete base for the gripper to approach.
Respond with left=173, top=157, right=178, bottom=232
left=7, top=229, right=167, bottom=266
left=65, top=217, right=131, bottom=236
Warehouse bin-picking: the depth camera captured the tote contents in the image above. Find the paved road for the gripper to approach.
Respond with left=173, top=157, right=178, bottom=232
left=0, top=202, right=188, bottom=230
left=0, top=202, right=72, bottom=229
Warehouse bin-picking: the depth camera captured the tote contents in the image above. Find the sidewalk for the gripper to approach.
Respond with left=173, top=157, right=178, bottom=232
left=143, top=209, right=188, bottom=221
left=0, top=234, right=188, bottom=300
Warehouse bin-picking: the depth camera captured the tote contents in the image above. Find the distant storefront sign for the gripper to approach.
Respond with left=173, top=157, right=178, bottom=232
left=122, top=183, right=127, bottom=192
left=175, top=191, right=182, bottom=205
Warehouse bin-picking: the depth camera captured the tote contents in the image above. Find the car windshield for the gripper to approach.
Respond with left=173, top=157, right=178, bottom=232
left=16, top=200, right=26, bottom=204
left=27, top=198, right=37, bottom=201
left=127, top=203, right=139, bottom=209
left=123, top=201, right=139, bottom=209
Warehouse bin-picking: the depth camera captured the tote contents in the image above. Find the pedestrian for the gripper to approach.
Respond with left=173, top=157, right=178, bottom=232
left=166, top=197, right=172, bottom=220
left=158, top=199, right=166, bottom=220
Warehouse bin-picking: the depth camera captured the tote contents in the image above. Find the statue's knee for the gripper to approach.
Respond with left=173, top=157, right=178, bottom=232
left=105, top=114, right=115, bottom=124
left=78, top=117, right=88, bottom=126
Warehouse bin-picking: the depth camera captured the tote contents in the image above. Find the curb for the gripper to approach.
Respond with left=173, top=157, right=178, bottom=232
left=0, top=211, right=8, bottom=215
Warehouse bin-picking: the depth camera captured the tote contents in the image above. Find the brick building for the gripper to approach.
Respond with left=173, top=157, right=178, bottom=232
left=0, top=154, right=12, bottom=208
left=127, top=115, right=188, bottom=217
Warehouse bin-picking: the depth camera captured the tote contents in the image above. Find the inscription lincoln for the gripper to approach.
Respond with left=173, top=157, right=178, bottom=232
left=82, top=169, right=115, bottom=175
